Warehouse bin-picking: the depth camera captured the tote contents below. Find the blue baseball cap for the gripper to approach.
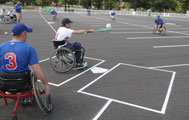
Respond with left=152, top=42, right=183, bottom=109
left=12, top=23, right=33, bottom=36
left=157, top=15, right=160, bottom=18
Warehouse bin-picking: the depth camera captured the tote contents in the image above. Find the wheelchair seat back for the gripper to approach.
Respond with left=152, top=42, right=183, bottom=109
left=0, top=71, right=31, bottom=93
left=52, top=40, right=65, bottom=49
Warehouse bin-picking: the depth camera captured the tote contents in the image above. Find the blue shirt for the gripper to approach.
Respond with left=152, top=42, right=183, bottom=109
left=50, top=11, right=57, bottom=15
left=0, top=41, right=39, bottom=73
left=155, top=18, right=164, bottom=25
left=15, top=4, right=21, bottom=13
left=111, top=12, right=116, bottom=16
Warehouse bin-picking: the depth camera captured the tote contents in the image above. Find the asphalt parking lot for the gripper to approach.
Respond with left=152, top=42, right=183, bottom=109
left=1, top=10, right=189, bottom=120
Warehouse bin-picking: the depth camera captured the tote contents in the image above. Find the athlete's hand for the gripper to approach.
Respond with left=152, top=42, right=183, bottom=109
left=87, top=29, right=96, bottom=33
left=45, top=84, right=50, bottom=96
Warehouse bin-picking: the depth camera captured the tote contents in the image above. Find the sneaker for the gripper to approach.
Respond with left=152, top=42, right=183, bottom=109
left=75, top=62, right=84, bottom=67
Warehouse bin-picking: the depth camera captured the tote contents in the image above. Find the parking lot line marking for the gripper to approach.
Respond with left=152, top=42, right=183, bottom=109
left=153, top=44, right=189, bottom=48
left=79, top=91, right=163, bottom=114
left=168, top=30, right=189, bottom=35
left=57, top=60, right=105, bottom=86
left=38, top=56, right=105, bottom=87
left=92, top=100, right=112, bottom=120
left=149, top=64, right=189, bottom=69
left=161, top=72, right=176, bottom=114
left=78, top=63, right=121, bottom=92
left=167, top=28, right=189, bottom=30
left=78, top=63, right=176, bottom=114
left=111, top=32, right=152, bottom=34
left=127, top=36, right=189, bottom=40
left=39, top=58, right=50, bottom=63
left=113, top=28, right=153, bottom=30
left=39, top=11, right=56, bottom=33
left=166, top=23, right=176, bottom=25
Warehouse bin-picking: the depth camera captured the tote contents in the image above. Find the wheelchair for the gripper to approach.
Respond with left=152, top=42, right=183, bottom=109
left=153, top=26, right=167, bottom=36
left=0, top=71, right=52, bottom=120
left=0, top=15, right=16, bottom=24
left=49, top=40, right=88, bottom=73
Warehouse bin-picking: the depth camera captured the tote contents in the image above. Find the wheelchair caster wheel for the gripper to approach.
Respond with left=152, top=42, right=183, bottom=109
left=12, top=115, right=17, bottom=120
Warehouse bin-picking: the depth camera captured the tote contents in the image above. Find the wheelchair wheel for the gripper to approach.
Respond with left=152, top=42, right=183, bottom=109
left=49, top=47, right=75, bottom=73
left=32, top=74, right=52, bottom=113
left=152, top=28, right=156, bottom=34
left=161, top=27, right=167, bottom=36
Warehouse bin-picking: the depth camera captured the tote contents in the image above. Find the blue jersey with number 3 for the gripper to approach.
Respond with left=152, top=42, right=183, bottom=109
left=0, top=41, right=39, bottom=73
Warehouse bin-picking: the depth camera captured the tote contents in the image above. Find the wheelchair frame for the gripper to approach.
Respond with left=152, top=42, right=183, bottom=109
left=153, top=26, right=167, bottom=36
left=0, top=15, right=16, bottom=24
left=0, top=73, right=52, bottom=120
left=49, top=40, right=86, bottom=73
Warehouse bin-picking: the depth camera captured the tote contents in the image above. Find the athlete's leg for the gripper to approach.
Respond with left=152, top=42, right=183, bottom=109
left=65, top=43, right=82, bottom=63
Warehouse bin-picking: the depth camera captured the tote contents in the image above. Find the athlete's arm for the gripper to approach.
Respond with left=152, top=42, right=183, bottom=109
left=31, top=64, right=50, bottom=96
left=72, top=29, right=95, bottom=34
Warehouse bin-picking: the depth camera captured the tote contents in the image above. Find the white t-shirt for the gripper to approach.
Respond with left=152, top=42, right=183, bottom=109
left=7, top=11, right=14, bottom=16
left=55, top=27, right=73, bottom=47
left=0, top=10, right=6, bottom=16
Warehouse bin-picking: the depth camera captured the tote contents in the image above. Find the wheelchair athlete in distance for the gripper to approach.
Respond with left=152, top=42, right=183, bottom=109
left=0, top=23, right=51, bottom=119
left=51, top=18, right=95, bottom=73
left=153, top=15, right=167, bottom=35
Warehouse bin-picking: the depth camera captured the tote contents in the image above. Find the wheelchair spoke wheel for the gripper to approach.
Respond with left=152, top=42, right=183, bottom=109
left=50, top=48, right=75, bottom=73
left=32, top=75, right=52, bottom=113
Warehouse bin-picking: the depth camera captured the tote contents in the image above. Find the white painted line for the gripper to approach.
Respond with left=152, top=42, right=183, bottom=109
left=91, top=67, right=109, bottom=74
left=127, top=36, right=189, bottom=40
left=161, top=72, right=176, bottom=114
left=78, top=63, right=175, bottom=114
left=154, top=44, right=189, bottom=48
left=92, top=100, right=112, bottom=120
left=113, top=28, right=152, bottom=30
left=167, top=28, right=189, bottom=30
left=39, top=58, right=50, bottom=63
left=166, top=23, right=176, bottom=25
left=48, top=82, right=59, bottom=87
left=78, top=63, right=121, bottom=92
left=111, top=32, right=152, bottom=34
left=38, top=56, right=105, bottom=87
left=120, top=63, right=174, bottom=73
left=79, top=91, right=163, bottom=114
left=39, top=11, right=56, bottom=33
left=57, top=60, right=105, bottom=87
left=149, top=64, right=189, bottom=69
left=168, top=30, right=189, bottom=35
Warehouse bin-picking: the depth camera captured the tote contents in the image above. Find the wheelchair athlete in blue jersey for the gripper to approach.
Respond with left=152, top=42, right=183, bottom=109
left=154, top=15, right=165, bottom=34
left=0, top=23, right=50, bottom=96
left=50, top=9, right=57, bottom=21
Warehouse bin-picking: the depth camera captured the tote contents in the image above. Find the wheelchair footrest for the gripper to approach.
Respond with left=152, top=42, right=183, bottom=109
left=73, top=61, right=88, bottom=70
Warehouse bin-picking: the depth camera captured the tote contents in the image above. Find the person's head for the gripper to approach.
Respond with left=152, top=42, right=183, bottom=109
left=53, top=9, right=55, bottom=12
left=10, top=9, right=13, bottom=12
left=17, top=1, right=21, bottom=4
left=157, top=15, right=160, bottom=20
left=12, top=23, right=33, bottom=42
left=61, top=18, right=73, bottom=28
left=3, top=8, right=5, bottom=12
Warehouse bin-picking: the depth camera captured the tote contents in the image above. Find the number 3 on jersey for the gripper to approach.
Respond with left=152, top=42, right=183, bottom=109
left=5, top=53, right=17, bottom=70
